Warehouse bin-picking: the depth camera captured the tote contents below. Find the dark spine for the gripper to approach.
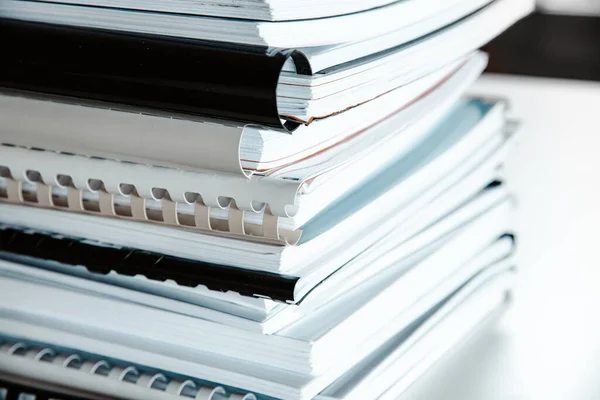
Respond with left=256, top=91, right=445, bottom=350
left=0, top=227, right=299, bottom=302
left=0, top=19, right=306, bottom=129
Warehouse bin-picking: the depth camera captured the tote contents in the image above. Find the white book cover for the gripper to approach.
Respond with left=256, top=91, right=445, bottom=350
left=0, top=0, right=524, bottom=47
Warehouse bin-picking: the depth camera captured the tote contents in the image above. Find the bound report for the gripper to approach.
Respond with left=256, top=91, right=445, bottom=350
left=0, top=0, right=530, bottom=128
left=0, top=97, right=515, bottom=303
left=0, top=249, right=515, bottom=400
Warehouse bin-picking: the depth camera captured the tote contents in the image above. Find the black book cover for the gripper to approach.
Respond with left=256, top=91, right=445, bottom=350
left=0, top=19, right=311, bottom=130
left=0, top=227, right=299, bottom=302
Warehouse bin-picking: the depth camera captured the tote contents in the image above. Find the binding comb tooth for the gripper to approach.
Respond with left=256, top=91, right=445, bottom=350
left=0, top=165, right=9, bottom=199
left=196, top=386, right=226, bottom=400
left=1, top=341, right=27, bottom=355
left=211, top=393, right=257, bottom=400
left=108, top=365, right=139, bottom=382
left=25, top=347, right=55, bottom=362
left=137, top=373, right=168, bottom=390
left=166, top=379, right=197, bottom=396
left=5, top=179, right=23, bottom=202
left=52, top=352, right=83, bottom=368
left=80, top=359, right=111, bottom=375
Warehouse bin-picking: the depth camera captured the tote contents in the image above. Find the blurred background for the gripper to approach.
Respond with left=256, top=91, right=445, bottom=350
left=485, top=0, right=600, bottom=80
left=537, top=0, right=600, bottom=15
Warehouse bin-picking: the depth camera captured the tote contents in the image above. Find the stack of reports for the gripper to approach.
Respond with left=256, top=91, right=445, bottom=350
left=0, top=0, right=532, bottom=399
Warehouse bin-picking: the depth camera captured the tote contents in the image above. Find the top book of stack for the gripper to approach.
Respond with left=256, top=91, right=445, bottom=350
left=0, top=0, right=517, bottom=46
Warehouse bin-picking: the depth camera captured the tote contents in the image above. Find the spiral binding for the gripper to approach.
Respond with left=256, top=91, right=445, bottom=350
left=0, top=339, right=256, bottom=400
left=0, top=145, right=302, bottom=245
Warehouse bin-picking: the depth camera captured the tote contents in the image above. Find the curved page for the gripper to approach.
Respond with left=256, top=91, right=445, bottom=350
left=29, top=0, right=401, bottom=21
left=0, top=0, right=495, bottom=47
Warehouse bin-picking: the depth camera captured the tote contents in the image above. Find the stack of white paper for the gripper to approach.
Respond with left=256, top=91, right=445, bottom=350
left=0, top=0, right=532, bottom=398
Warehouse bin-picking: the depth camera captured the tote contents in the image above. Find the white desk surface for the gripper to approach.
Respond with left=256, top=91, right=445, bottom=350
left=400, top=74, right=600, bottom=399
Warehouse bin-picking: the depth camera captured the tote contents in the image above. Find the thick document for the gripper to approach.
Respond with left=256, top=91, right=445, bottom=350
left=0, top=256, right=515, bottom=400
left=0, top=19, right=310, bottom=131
